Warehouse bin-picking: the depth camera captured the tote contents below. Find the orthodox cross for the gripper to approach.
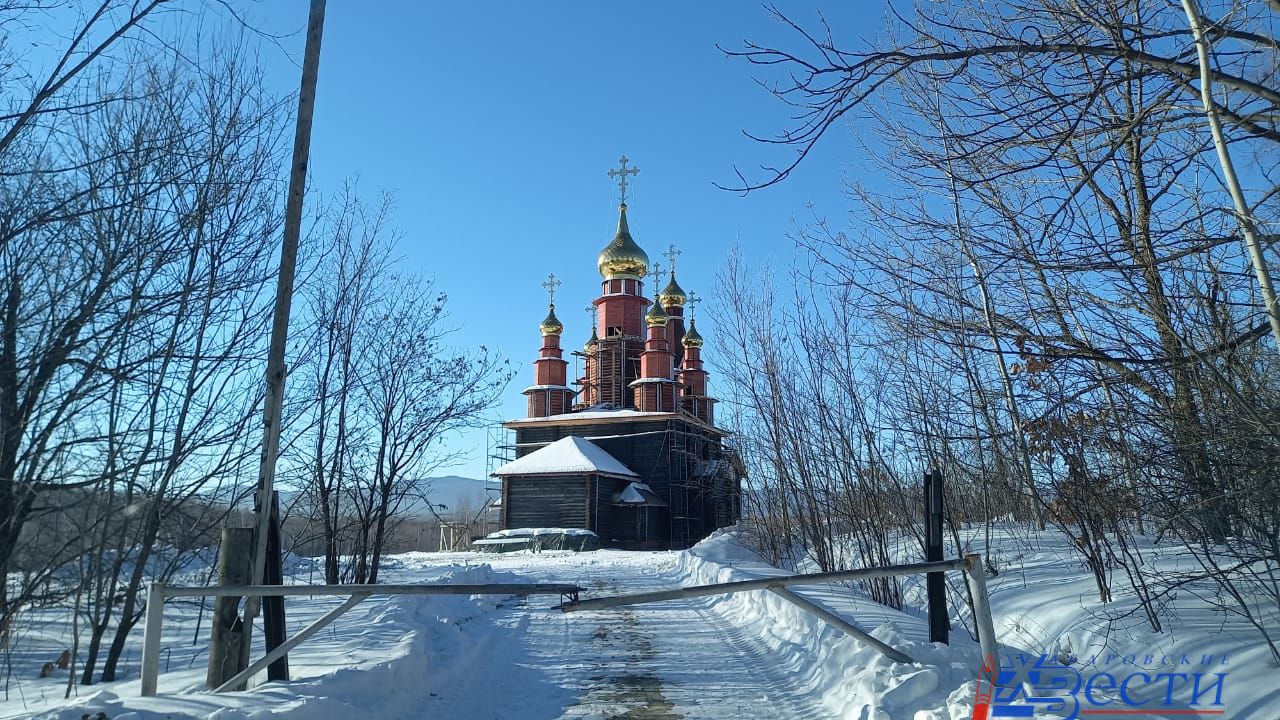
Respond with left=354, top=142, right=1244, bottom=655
left=687, top=291, right=701, bottom=320
left=650, top=262, right=662, bottom=298
left=584, top=305, right=595, bottom=329
left=664, top=244, right=681, bottom=275
left=542, top=273, right=561, bottom=305
left=607, top=155, right=640, bottom=205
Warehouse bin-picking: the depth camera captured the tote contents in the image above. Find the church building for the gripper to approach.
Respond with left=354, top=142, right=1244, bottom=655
left=493, top=158, right=743, bottom=549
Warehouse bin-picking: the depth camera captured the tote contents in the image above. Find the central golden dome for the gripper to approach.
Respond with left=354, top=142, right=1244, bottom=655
left=597, top=204, right=649, bottom=280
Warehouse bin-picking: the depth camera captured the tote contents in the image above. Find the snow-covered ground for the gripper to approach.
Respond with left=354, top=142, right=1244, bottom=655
left=3, top=525, right=1276, bottom=719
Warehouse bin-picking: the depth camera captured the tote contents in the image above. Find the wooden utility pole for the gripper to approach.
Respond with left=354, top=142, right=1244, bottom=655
left=241, top=0, right=328, bottom=681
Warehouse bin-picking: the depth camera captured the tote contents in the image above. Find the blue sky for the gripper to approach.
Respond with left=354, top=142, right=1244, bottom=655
left=241, top=2, right=881, bottom=479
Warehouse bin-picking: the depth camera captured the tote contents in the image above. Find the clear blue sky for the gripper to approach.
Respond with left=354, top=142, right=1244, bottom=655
left=241, top=2, right=881, bottom=479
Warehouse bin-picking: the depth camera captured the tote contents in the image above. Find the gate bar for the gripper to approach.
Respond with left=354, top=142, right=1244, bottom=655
left=559, top=558, right=967, bottom=612
left=768, top=586, right=914, bottom=663
left=161, top=583, right=583, bottom=598
left=141, top=582, right=583, bottom=697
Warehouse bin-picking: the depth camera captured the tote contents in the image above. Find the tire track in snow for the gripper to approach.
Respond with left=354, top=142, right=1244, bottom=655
left=521, top=554, right=824, bottom=719
left=688, top=600, right=826, bottom=719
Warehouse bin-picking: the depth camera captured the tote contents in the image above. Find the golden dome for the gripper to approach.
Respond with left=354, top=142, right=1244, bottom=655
left=645, top=297, right=668, bottom=327
left=682, top=319, right=704, bottom=348
left=539, top=304, right=564, bottom=336
left=659, top=273, right=687, bottom=307
left=597, top=204, right=649, bottom=280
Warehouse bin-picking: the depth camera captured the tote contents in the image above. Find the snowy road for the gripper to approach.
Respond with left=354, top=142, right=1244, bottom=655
left=12, top=527, right=1276, bottom=719
left=392, top=550, right=826, bottom=719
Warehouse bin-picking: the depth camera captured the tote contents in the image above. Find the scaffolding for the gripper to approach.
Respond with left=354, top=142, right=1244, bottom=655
left=585, top=334, right=642, bottom=409
left=666, top=418, right=694, bottom=548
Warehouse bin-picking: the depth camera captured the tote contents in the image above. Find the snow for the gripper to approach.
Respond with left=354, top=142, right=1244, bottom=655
left=485, top=528, right=598, bottom=538
left=504, top=408, right=676, bottom=424
left=519, top=384, right=577, bottom=393
left=617, top=482, right=649, bottom=504
left=4, top=524, right=1276, bottom=719
left=491, top=435, right=637, bottom=478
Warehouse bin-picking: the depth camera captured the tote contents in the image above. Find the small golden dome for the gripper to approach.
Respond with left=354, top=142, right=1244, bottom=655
left=645, top=298, right=668, bottom=327
left=658, top=273, right=687, bottom=307
left=682, top=319, right=704, bottom=348
left=540, top=304, right=564, bottom=336
left=597, top=204, right=649, bottom=280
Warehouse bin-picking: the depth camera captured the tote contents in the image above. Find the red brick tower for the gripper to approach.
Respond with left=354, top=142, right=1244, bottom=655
left=590, top=202, right=651, bottom=408
left=632, top=278, right=680, bottom=412
left=575, top=317, right=599, bottom=410
left=524, top=275, right=576, bottom=417
left=657, top=249, right=688, bottom=370
left=679, top=318, right=716, bottom=424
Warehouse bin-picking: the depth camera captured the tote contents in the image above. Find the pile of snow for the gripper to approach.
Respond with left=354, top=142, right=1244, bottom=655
left=678, top=529, right=985, bottom=719
left=681, top=525, right=1279, bottom=718
left=13, top=564, right=529, bottom=720
left=485, top=527, right=597, bottom=539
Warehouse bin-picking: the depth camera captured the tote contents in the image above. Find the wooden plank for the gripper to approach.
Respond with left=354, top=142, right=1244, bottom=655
left=161, top=583, right=584, bottom=598
left=140, top=582, right=166, bottom=697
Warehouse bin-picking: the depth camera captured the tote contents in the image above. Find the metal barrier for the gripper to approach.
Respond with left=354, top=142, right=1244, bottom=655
left=559, top=553, right=999, bottom=668
left=140, top=582, right=583, bottom=697
left=141, top=555, right=1000, bottom=697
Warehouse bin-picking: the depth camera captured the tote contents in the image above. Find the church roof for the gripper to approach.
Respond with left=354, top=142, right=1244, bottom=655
left=612, top=481, right=668, bottom=507
left=504, top=407, right=729, bottom=435
left=492, top=435, right=638, bottom=479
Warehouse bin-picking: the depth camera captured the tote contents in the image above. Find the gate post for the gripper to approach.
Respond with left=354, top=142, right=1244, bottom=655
left=263, top=491, right=289, bottom=681
left=208, top=528, right=252, bottom=690
left=140, top=581, right=166, bottom=697
left=924, top=470, right=948, bottom=644
left=964, top=553, right=1000, bottom=677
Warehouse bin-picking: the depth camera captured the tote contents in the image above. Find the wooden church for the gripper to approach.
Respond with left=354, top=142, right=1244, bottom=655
left=493, top=158, right=742, bottom=549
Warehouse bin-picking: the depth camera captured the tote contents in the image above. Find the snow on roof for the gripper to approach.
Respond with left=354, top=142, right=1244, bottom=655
left=485, top=527, right=598, bottom=538
left=613, top=481, right=668, bottom=507
left=619, top=483, right=648, bottom=503
left=491, top=435, right=638, bottom=478
left=505, top=408, right=676, bottom=424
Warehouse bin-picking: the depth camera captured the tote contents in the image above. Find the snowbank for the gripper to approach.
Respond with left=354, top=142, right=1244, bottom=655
left=21, top=564, right=533, bottom=720
left=677, top=528, right=984, bottom=719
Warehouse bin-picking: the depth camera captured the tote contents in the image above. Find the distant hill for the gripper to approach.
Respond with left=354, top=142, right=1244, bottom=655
left=410, top=475, right=498, bottom=518
left=278, top=475, right=498, bottom=522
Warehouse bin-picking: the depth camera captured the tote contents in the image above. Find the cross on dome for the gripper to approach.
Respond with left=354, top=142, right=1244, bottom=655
left=541, top=272, right=562, bottom=305
left=607, top=155, right=640, bottom=206
left=664, top=244, right=681, bottom=275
